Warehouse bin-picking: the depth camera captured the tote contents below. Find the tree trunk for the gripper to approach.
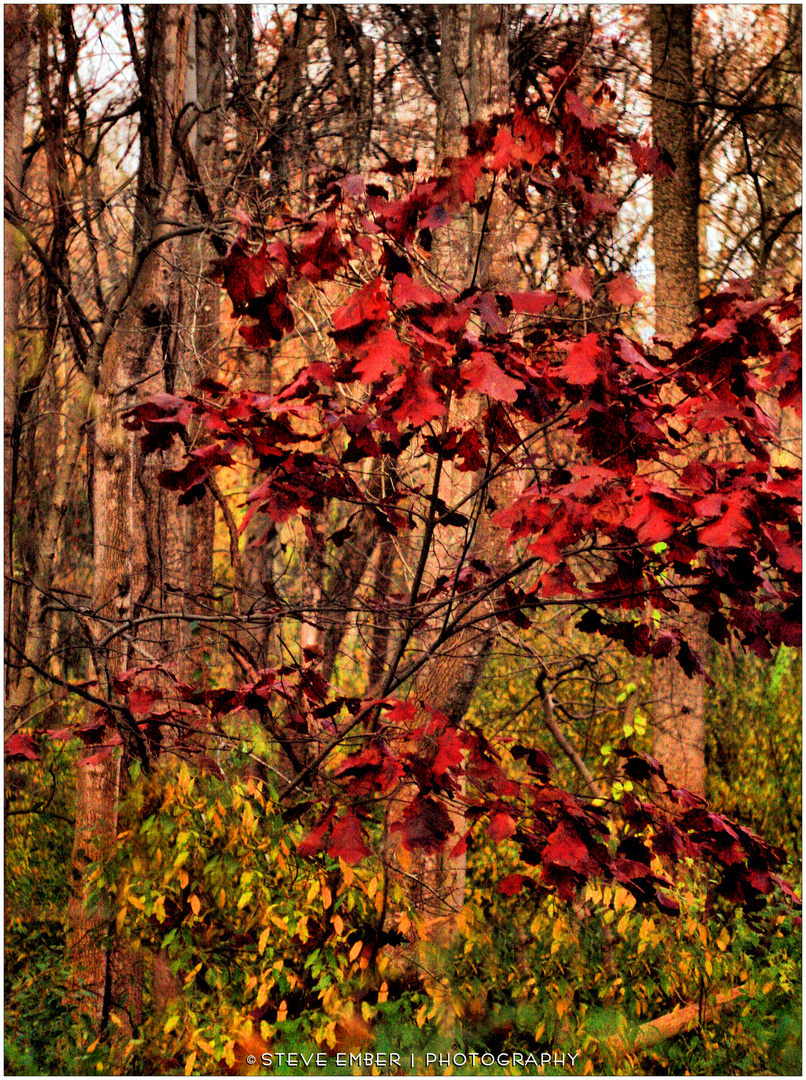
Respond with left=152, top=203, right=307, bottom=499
left=648, top=4, right=706, bottom=798
left=394, top=4, right=514, bottom=943
left=6, top=8, right=85, bottom=723
left=324, top=7, right=375, bottom=172
left=4, top=5, right=32, bottom=695
left=70, top=6, right=192, bottom=1032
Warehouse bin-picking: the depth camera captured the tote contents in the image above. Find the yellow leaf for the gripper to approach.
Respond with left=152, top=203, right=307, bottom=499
left=184, top=962, right=203, bottom=985
left=184, top=1051, right=196, bottom=1076
left=277, top=1000, right=288, bottom=1023
left=257, top=983, right=269, bottom=1009
left=190, top=895, right=200, bottom=916
left=340, top=860, right=354, bottom=888
left=378, top=981, right=389, bottom=1004
left=246, top=975, right=258, bottom=992
left=322, top=885, right=333, bottom=909
left=333, top=913, right=344, bottom=936
left=258, top=926, right=271, bottom=956
left=698, top=924, right=708, bottom=948
left=307, top=880, right=320, bottom=905
left=398, top=912, right=410, bottom=936
left=367, top=876, right=378, bottom=900
left=617, top=912, right=630, bottom=936
left=164, top=1014, right=180, bottom=1034
left=349, top=940, right=363, bottom=962
left=296, top=915, right=309, bottom=942
left=416, top=1004, right=427, bottom=1028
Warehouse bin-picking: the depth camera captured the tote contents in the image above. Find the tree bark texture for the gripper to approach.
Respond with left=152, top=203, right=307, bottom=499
left=649, top=4, right=706, bottom=798
left=649, top=5, right=701, bottom=340
left=4, top=4, right=32, bottom=693
left=71, top=7, right=193, bottom=1029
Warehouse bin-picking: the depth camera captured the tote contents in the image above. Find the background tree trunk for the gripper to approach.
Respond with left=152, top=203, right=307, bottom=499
left=70, top=6, right=192, bottom=1029
left=395, top=4, right=515, bottom=940
left=4, top=5, right=32, bottom=696
left=648, top=4, right=706, bottom=798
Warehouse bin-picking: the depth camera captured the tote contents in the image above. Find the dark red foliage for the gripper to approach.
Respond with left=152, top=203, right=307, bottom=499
left=36, top=84, right=800, bottom=920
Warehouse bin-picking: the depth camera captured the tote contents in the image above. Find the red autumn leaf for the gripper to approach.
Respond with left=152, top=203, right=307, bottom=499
left=454, top=428, right=485, bottom=472
left=702, top=318, right=738, bottom=343
left=488, top=811, right=517, bottom=842
left=615, top=334, right=659, bottom=378
left=450, top=830, right=471, bottom=859
left=46, top=726, right=75, bottom=741
left=542, top=821, right=596, bottom=873
left=327, top=810, right=373, bottom=865
left=697, top=493, right=752, bottom=547
left=297, top=808, right=337, bottom=858
left=432, top=727, right=468, bottom=777
left=625, top=484, right=681, bottom=544
left=538, top=564, right=581, bottom=598
left=210, top=240, right=271, bottom=314
left=129, top=686, right=162, bottom=716
left=239, top=280, right=295, bottom=347
left=607, top=273, right=643, bottom=307
left=397, top=796, right=454, bottom=853
left=5, top=732, right=39, bottom=760
left=391, top=370, right=447, bottom=427
left=354, top=329, right=410, bottom=384
left=629, top=139, right=674, bottom=181
left=506, top=290, right=557, bottom=315
left=490, top=126, right=515, bottom=170
left=383, top=699, right=417, bottom=725
left=498, top=873, right=531, bottom=897
left=392, top=274, right=442, bottom=308
left=564, top=91, right=596, bottom=129
left=759, top=524, right=802, bottom=573
left=332, top=277, right=389, bottom=331
left=462, top=350, right=525, bottom=403
left=298, top=218, right=352, bottom=281
left=557, top=333, right=601, bottom=384
left=579, top=191, right=619, bottom=223
left=563, top=266, right=594, bottom=303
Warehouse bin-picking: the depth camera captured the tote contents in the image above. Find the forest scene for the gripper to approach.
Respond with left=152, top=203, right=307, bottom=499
left=3, top=4, right=802, bottom=1076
